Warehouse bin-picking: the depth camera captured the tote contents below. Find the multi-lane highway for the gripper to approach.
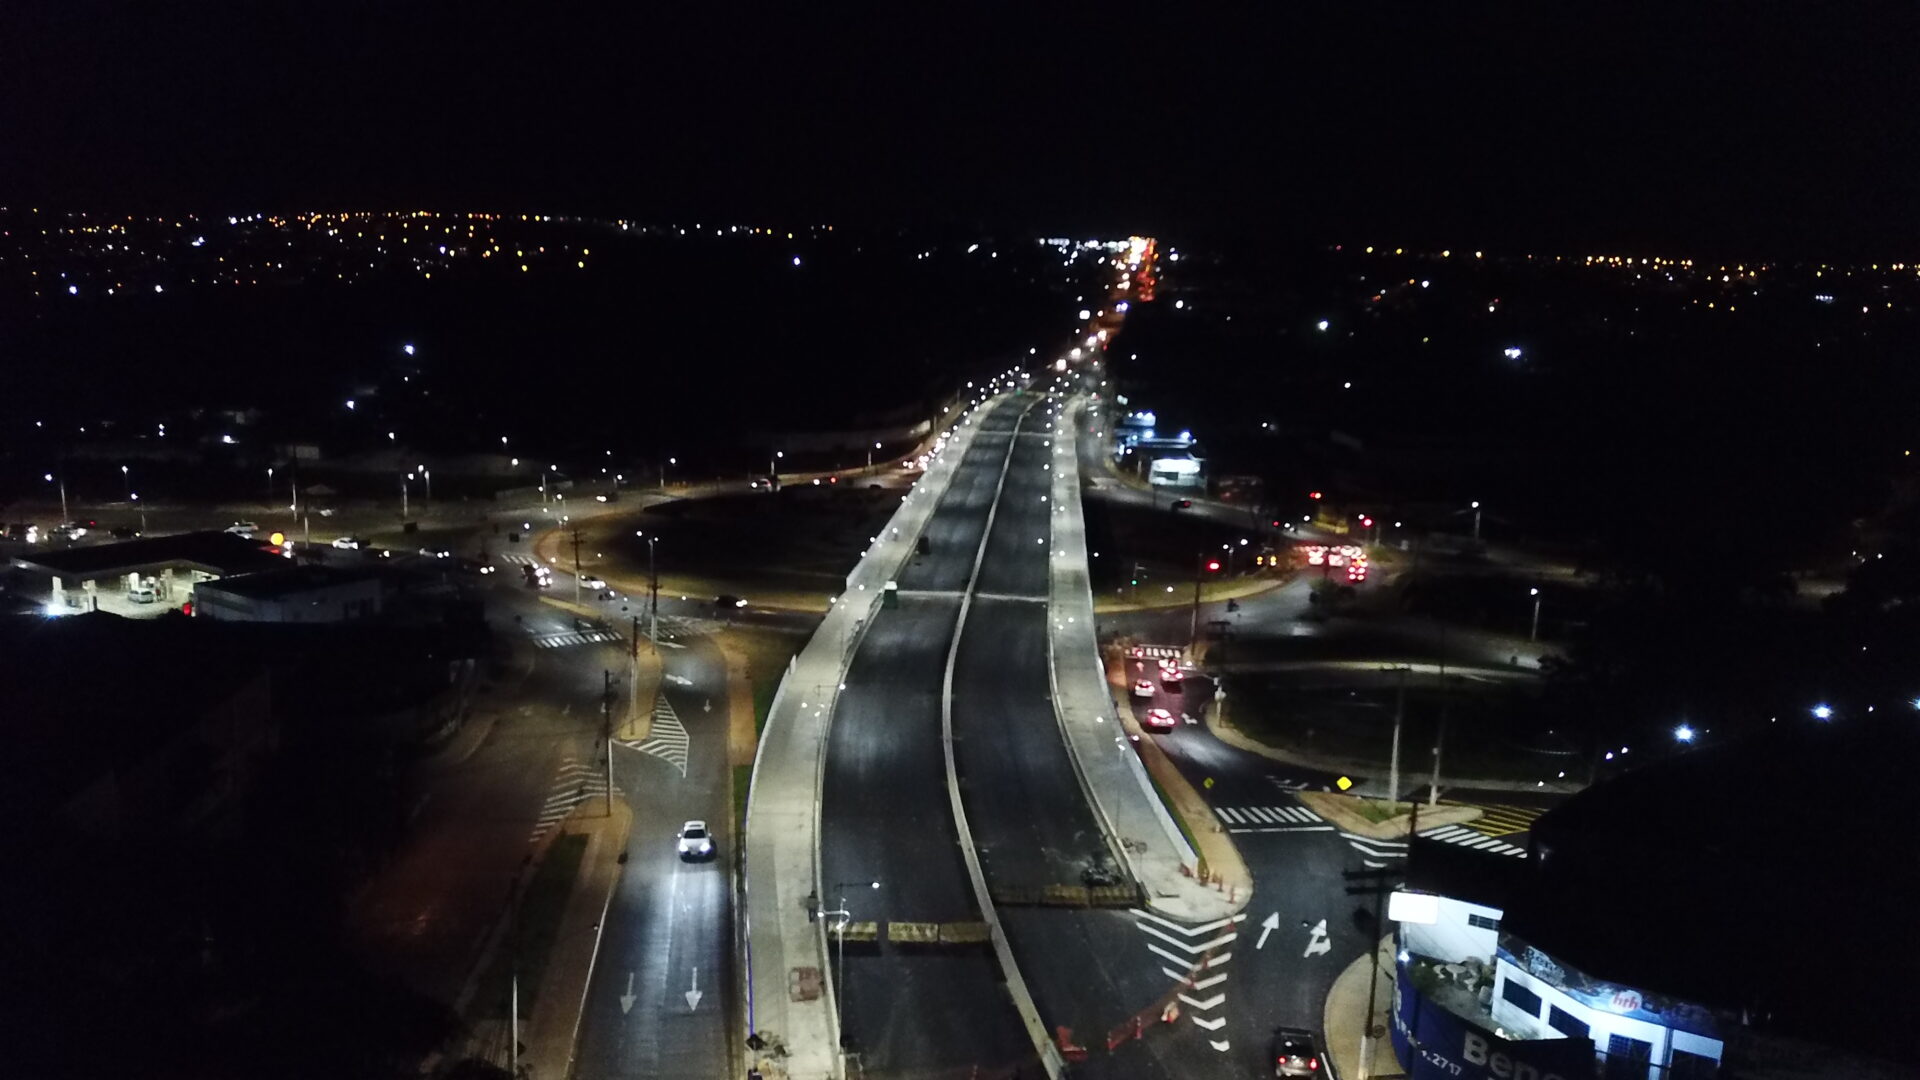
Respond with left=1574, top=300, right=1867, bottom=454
left=818, top=395, right=1039, bottom=1074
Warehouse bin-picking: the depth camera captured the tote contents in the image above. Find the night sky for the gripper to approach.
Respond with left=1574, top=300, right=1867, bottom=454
left=4, top=3, right=1918, bottom=253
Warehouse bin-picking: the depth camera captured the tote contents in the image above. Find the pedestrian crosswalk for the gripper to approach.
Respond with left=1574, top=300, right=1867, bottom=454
left=620, top=693, right=689, bottom=777
left=1440, top=802, right=1543, bottom=837
left=1214, top=805, right=1329, bottom=830
left=532, top=628, right=624, bottom=649
left=1215, top=793, right=1532, bottom=861
left=500, top=553, right=541, bottom=566
left=1419, top=824, right=1529, bottom=858
left=530, top=758, right=610, bottom=844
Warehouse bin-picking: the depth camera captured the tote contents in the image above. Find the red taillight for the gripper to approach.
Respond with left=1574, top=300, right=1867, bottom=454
left=1310, top=1058, right=1319, bottom=1070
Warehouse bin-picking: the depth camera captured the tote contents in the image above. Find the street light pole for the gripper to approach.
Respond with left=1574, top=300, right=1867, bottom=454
left=45, top=473, right=67, bottom=524
left=1529, top=587, right=1542, bottom=643
left=121, top=465, right=131, bottom=502
left=1471, top=500, right=1482, bottom=541
left=1388, top=665, right=1406, bottom=802
left=647, top=536, right=659, bottom=646
left=828, top=881, right=880, bottom=1056
left=1189, top=553, right=1204, bottom=648
left=266, top=466, right=274, bottom=508
left=419, top=465, right=431, bottom=503
left=402, top=473, right=411, bottom=522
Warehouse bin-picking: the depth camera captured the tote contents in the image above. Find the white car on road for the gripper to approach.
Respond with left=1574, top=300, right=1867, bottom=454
left=677, top=820, right=715, bottom=861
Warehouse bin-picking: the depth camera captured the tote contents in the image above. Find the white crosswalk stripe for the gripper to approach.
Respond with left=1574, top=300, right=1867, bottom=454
left=532, top=629, right=624, bottom=649
left=529, top=759, right=611, bottom=844
left=1420, top=824, right=1529, bottom=858
left=1217, top=803, right=1324, bottom=830
left=1130, top=908, right=1243, bottom=1049
left=620, top=693, right=689, bottom=776
left=500, top=553, right=540, bottom=566
left=1333, top=825, right=1529, bottom=863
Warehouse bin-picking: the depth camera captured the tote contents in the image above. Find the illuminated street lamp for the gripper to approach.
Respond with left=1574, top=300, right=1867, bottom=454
left=1529, top=587, right=1542, bottom=642
left=120, top=464, right=131, bottom=501
left=1812, top=703, right=1834, bottom=720
left=1471, top=500, right=1482, bottom=541
left=44, top=472, right=67, bottom=525
left=1674, top=724, right=1695, bottom=743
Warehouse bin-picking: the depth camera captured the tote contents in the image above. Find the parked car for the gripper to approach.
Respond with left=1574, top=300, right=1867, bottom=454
left=126, top=584, right=158, bottom=604
left=225, top=521, right=259, bottom=536
left=331, top=536, right=365, bottom=549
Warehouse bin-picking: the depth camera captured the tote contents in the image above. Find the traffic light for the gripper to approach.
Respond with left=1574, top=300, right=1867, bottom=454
left=1309, top=491, right=1323, bottom=500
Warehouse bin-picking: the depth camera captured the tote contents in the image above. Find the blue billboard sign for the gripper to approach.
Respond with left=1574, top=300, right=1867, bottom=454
left=1392, top=965, right=1594, bottom=1080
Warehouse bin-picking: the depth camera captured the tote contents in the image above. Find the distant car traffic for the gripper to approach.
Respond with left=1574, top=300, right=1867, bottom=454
left=1172, top=499, right=1193, bottom=510
left=1158, top=659, right=1185, bottom=686
left=1132, top=679, right=1157, bottom=699
left=419, top=547, right=452, bottom=559
left=1270, top=1027, right=1321, bottom=1077
left=225, top=521, right=258, bottom=536
left=331, top=536, right=366, bottom=549
left=1142, top=707, right=1176, bottom=730
left=715, top=594, right=748, bottom=609
left=677, top=820, right=715, bottom=861
left=579, top=574, right=607, bottom=590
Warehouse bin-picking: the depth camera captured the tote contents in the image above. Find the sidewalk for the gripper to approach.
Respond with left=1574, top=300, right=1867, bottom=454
left=1049, top=395, right=1249, bottom=923
left=1323, top=935, right=1403, bottom=1080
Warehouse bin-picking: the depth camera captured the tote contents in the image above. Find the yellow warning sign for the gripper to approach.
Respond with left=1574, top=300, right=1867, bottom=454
left=1336, top=776, right=1354, bottom=791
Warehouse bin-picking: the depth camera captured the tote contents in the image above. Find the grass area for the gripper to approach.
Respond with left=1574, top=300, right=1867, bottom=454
left=475, top=831, right=589, bottom=1019
left=733, top=763, right=753, bottom=839
left=753, top=676, right=778, bottom=740
left=1349, top=797, right=1413, bottom=825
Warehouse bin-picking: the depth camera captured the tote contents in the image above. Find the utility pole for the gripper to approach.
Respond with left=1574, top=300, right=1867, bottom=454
left=572, top=527, right=585, bottom=605
left=1388, top=665, right=1406, bottom=803
left=603, top=669, right=615, bottom=817
left=629, top=615, right=641, bottom=734
left=1188, top=553, right=1204, bottom=648
left=647, top=536, right=659, bottom=646
left=1428, top=672, right=1448, bottom=808
left=401, top=473, right=410, bottom=522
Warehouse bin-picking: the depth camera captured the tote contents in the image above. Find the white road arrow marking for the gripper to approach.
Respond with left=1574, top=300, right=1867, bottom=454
left=1190, top=971, right=1228, bottom=990
left=684, top=966, right=702, bottom=1011
left=665, top=673, right=693, bottom=686
left=1210, top=1039, right=1231, bottom=1052
left=618, top=971, right=636, bottom=1015
left=1256, top=912, right=1279, bottom=950
left=704, top=698, right=712, bottom=713
left=1304, top=918, right=1331, bottom=958
left=1179, top=992, right=1226, bottom=1010
left=1192, top=1014, right=1227, bottom=1031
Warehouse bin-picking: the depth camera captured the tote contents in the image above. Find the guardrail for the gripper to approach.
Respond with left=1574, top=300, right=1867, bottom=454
left=741, top=395, right=997, bottom=1079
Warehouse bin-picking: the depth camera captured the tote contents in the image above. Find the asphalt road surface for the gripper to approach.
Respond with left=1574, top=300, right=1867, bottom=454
left=574, top=632, right=736, bottom=1080
left=818, top=396, right=1037, bottom=1075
